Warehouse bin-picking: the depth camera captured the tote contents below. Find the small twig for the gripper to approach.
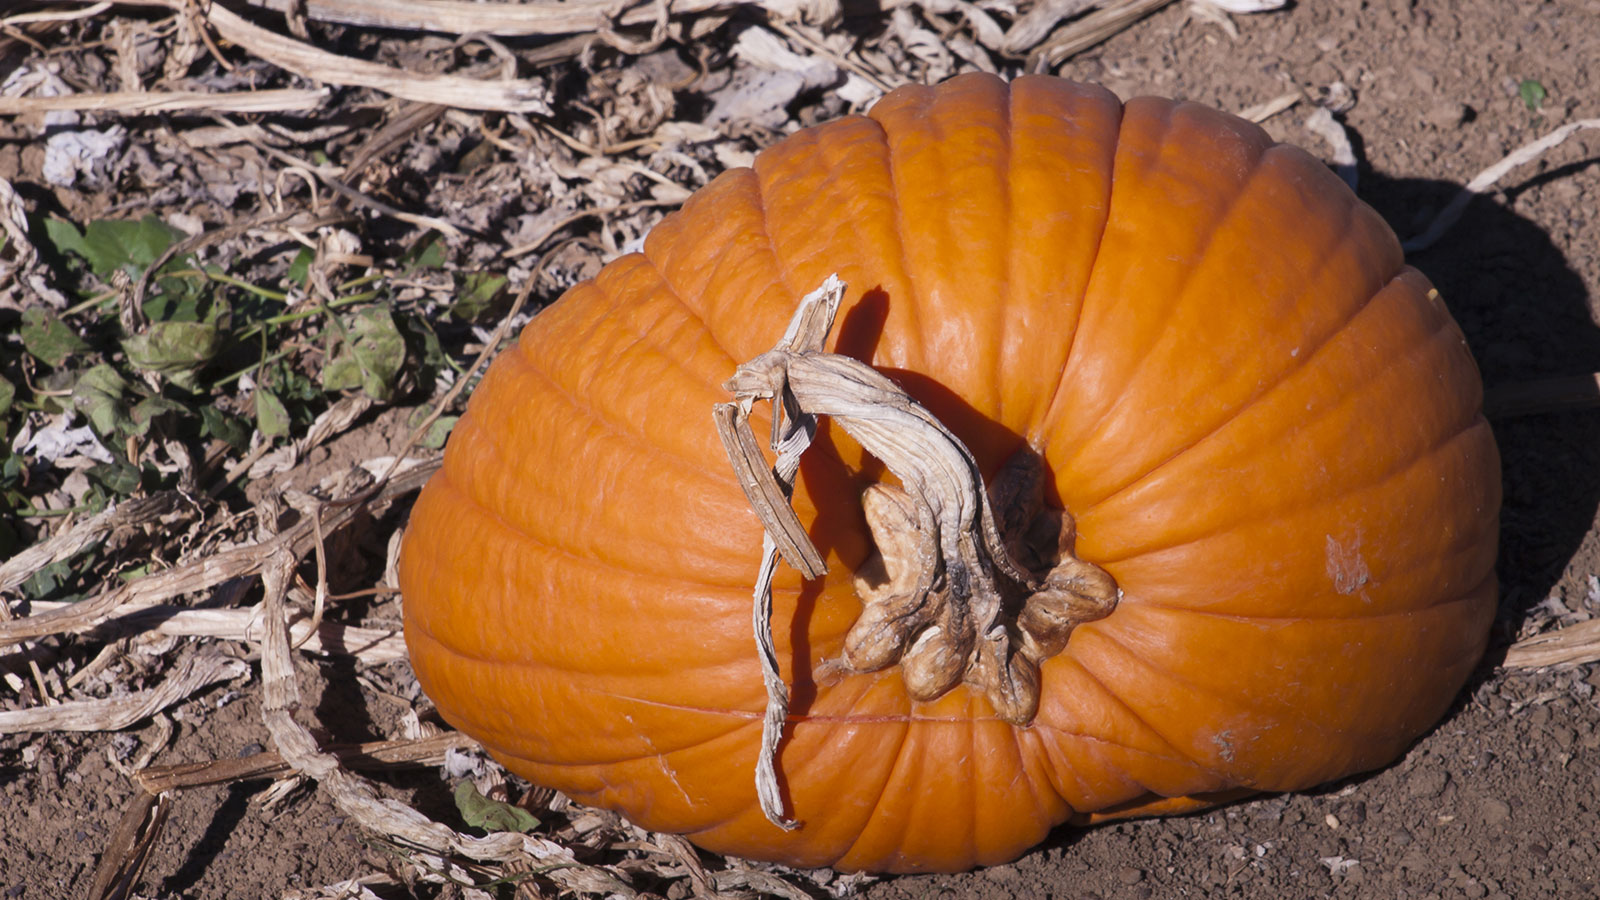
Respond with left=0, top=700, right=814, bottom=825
left=767, top=19, right=899, bottom=93
left=1, top=1, right=112, bottom=26
left=86, top=788, right=169, bottom=900
left=530, top=118, right=668, bottom=157
left=342, top=101, right=448, bottom=176
left=501, top=200, right=676, bottom=259
left=1028, top=0, right=1178, bottom=69
left=1239, top=90, right=1301, bottom=124
left=1404, top=118, right=1600, bottom=253
left=1503, top=619, right=1600, bottom=669
left=213, top=116, right=469, bottom=239
left=0, top=88, right=328, bottom=116
left=290, top=509, right=331, bottom=651
left=176, top=0, right=234, bottom=73
left=999, top=0, right=1100, bottom=54
left=135, top=732, right=480, bottom=793
left=242, top=0, right=759, bottom=37
left=228, top=394, right=376, bottom=488
left=65, top=639, right=129, bottom=691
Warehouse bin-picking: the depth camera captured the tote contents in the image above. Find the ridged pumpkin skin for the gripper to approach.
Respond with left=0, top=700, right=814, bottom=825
left=399, top=74, right=1500, bottom=873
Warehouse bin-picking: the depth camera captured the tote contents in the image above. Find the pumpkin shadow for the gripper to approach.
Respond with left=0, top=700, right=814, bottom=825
left=1365, top=166, right=1600, bottom=668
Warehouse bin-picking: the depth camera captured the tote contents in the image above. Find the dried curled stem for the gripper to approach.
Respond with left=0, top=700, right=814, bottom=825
left=714, top=276, right=1119, bottom=829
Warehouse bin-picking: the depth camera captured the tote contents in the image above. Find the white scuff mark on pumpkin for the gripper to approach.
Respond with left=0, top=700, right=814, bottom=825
left=1213, top=730, right=1236, bottom=763
left=1325, top=533, right=1370, bottom=596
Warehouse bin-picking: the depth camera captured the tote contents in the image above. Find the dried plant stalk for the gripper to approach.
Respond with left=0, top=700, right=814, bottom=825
left=245, top=0, right=741, bottom=36
left=1405, top=118, right=1600, bottom=253
left=135, top=732, right=479, bottom=793
left=0, top=493, right=184, bottom=594
left=0, top=650, right=246, bottom=734
left=19, top=602, right=408, bottom=663
left=52, top=0, right=551, bottom=111
left=715, top=276, right=1118, bottom=827
left=0, top=460, right=437, bottom=648
left=254, top=515, right=638, bottom=896
left=1504, top=620, right=1600, bottom=669
left=999, top=0, right=1102, bottom=54
left=1239, top=90, right=1301, bottom=123
left=86, top=788, right=170, bottom=900
left=1029, top=0, right=1177, bottom=68
left=0, top=88, right=328, bottom=115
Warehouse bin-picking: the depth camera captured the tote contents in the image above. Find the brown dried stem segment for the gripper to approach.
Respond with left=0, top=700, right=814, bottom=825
left=713, top=275, right=844, bottom=831
left=715, top=277, right=1120, bottom=828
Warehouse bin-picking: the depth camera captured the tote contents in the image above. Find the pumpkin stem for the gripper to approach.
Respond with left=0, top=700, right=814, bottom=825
left=715, top=276, right=1119, bottom=828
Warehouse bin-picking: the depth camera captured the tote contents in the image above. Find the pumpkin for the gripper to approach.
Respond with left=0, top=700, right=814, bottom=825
left=398, top=73, right=1500, bottom=873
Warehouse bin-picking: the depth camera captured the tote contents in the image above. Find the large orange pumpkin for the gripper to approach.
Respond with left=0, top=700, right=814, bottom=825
left=399, top=73, right=1500, bottom=873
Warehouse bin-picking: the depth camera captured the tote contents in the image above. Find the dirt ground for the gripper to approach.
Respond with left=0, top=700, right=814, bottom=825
left=3, top=0, right=1600, bottom=898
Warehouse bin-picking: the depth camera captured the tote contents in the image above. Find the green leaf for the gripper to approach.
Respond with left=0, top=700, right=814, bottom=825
left=71, top=364, right=131, bottom=439
left=273, top=365, right=320, bottom=403
left=87, top=460, right=141, bottom=496
left=453, top=782, right=540, bottom=834
left=118, top=564, right=150, bottom=581
left=44, top=215, right=184, bottom=279
left=122, top=320, right=222, bottom=392
left=83, top=484, right=112, bottom=514
left=285, top=246, right=314, bottom=286
left=43, top=217, right=91, bottom=267
left=451, top=272, right=507, bottom=321
left=21, top=308, right=89, bottom=367
left=1519, top=79, right=1547, bottom=111
left=200, top=405, right=251, bottom=451
left=140, top=282, right=214, bottom=324
left=322, top=306, right=407, bottom=401
left=22, top=558, right=76, bottom=600
left=404, top=238, right=447, bottom=272
left=0, top=375, right=14, bottom=439
left=416, top=414, right=457, bottom=449
left=256, top=388, right=290, bottom=437
left=130, top=395, right=185, bottom=435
